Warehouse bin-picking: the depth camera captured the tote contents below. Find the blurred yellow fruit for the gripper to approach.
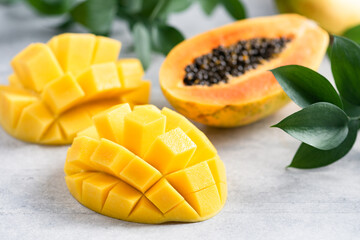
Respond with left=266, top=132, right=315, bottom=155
left=275, top=0, right=360, bottom=34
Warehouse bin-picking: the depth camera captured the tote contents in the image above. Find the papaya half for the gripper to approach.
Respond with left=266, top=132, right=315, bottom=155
left=160, top=14, right=329, bottom=127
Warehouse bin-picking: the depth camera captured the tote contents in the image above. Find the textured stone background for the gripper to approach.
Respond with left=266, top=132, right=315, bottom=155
left=1, top=0, right=360, bottom=239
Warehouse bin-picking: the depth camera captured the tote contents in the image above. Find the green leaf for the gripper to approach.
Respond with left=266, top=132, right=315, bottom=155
left=221, top=0, right=246, bottom=20
left=270, top=65, right=343, bottom=109
left=289, top=120, right=358, bottom=169
left=341, top=97, right=360, bottom=118
left=198, top=0, right=219, bottom=15
left=331, top=35, right=360, bottom=105
left=343, top=25, right=360, bottom=44
left=165, top=0, right=192, bottom=13
left=151, top=24, right=184, bottom=55
left=273, top=102, right=349, bottom=150
left=117, top=0, right=142, bottom=14
left=26, top=0, right=75, bottom=15
left=133, top=22, right=151, bottom=70
left=71, top=0, right=117, bottom=35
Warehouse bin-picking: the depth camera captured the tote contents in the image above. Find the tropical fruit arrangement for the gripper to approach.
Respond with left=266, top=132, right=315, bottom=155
left=160, top=14, right=328, bottom=127
left=64, top=104, right=226, bottom=223
left=0, top=33, right=150, bottom=144
left=0, top=12, right=334, bottom=224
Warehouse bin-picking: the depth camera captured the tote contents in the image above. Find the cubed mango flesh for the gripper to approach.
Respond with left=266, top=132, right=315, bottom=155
left=64, top=104, right=227, bottom=224
left=0, top=33, right=151, bottom=144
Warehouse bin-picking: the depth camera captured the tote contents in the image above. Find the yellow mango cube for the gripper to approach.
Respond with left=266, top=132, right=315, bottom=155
left=117, top=59, right=144, bottom=89
left=0, top=89, right=37, bottom=130
left=65, top=172, right=97, bottom=202
left=166, top=161, right=215, bottom=195
left=217, top=182, right=227, bottom=204
left=120, top=80, right=151, bottom=105
left=77, top=62, right=121, bottom=99
left=82, top=173, right=119, bottom=213
left=92, top=36, right=121, bottom=64
left=93, top=103, right=131, bottom=144
left=41, top=123, right=64, bottom=144
left=90, top=138, right=135, bottom=177
left=164, top=201, right=199, bottom=222
left=207, top=157, right=227, bottom=183
left=8, top=74, right=23, bottom=88
left=144, top=128, right=196, bottom=174
left=66, top=136, right=99, bottom=171
left=56, top=33, right=96, bottom=75
left=161, top=107, right=195, bottom=133
left=15, top=102, right=54, bottom=142
left=184, top=185, right=222, bottom=218
left=58, top=107, right=93, bottom=140
left=145, top=179, right=184, bottom=213
left=120, top=156, right=162, bottom=193
left=127, top=197, right=164, bottom=224
left=123, top=108, right=165, bottom=157
left=186, top=127, right=217, bottom=166
left=133, top=104, right=160, bottom=113
left=102, top=181, right=142, bottom=219
left=41, top=73, right=85, bottom=115
left=11, top=43, right=63, bottom=91
left=76, top=125, right=100, bottom=140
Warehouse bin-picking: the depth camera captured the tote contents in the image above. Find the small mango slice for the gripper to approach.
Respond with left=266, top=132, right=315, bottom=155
left=64, top=103, right=227, bottom=224
left=0, top=33, right=151, bottom=144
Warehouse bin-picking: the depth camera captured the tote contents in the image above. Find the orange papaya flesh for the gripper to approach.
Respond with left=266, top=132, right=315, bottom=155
left=160, top=14, right=329, bottom=127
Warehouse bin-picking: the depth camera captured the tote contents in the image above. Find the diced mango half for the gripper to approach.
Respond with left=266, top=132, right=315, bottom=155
left=64, top=104, right=227, bottom=224
left=0, top=33, right=150, bottom=144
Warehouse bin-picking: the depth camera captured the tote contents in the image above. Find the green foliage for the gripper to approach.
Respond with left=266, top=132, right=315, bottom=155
left=271, top=36, right=360, bottom=169
left=343, top=24, right=360, bottom=44
left=6, top=0, right=246, bottom=69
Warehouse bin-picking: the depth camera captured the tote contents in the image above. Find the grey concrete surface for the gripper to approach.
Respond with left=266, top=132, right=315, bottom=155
left=0, top=1, right=360, bottom=239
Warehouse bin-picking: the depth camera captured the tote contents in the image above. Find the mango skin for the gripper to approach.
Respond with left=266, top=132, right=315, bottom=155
left=275, top=0, right=360, bottom=34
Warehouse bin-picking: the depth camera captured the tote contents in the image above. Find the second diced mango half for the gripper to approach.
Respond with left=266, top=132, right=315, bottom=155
left=0, top=33, right=151, bottom=144
left=65, top=104, right=227, bottom=224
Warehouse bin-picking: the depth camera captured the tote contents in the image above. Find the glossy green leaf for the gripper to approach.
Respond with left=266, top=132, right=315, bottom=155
left=71, top=0, right=117, bottom=35
left=289, top=120, right=358, bottom=169
left=343, top=25, right=360, bottom=44
left=271, top=65, right=343, bottom=109
left=151, top=24, right=184, bottom=55
left=133, top=22, right=151, bottom=70
left=27, top=0, right=75, bottom=15
left=273, top=102, right=349, bottom=150
left=331, top=35, right=360, bottom=105
left=221, top=0, right=246, bottom=20
left=199, top=0, right=219, bottom=15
